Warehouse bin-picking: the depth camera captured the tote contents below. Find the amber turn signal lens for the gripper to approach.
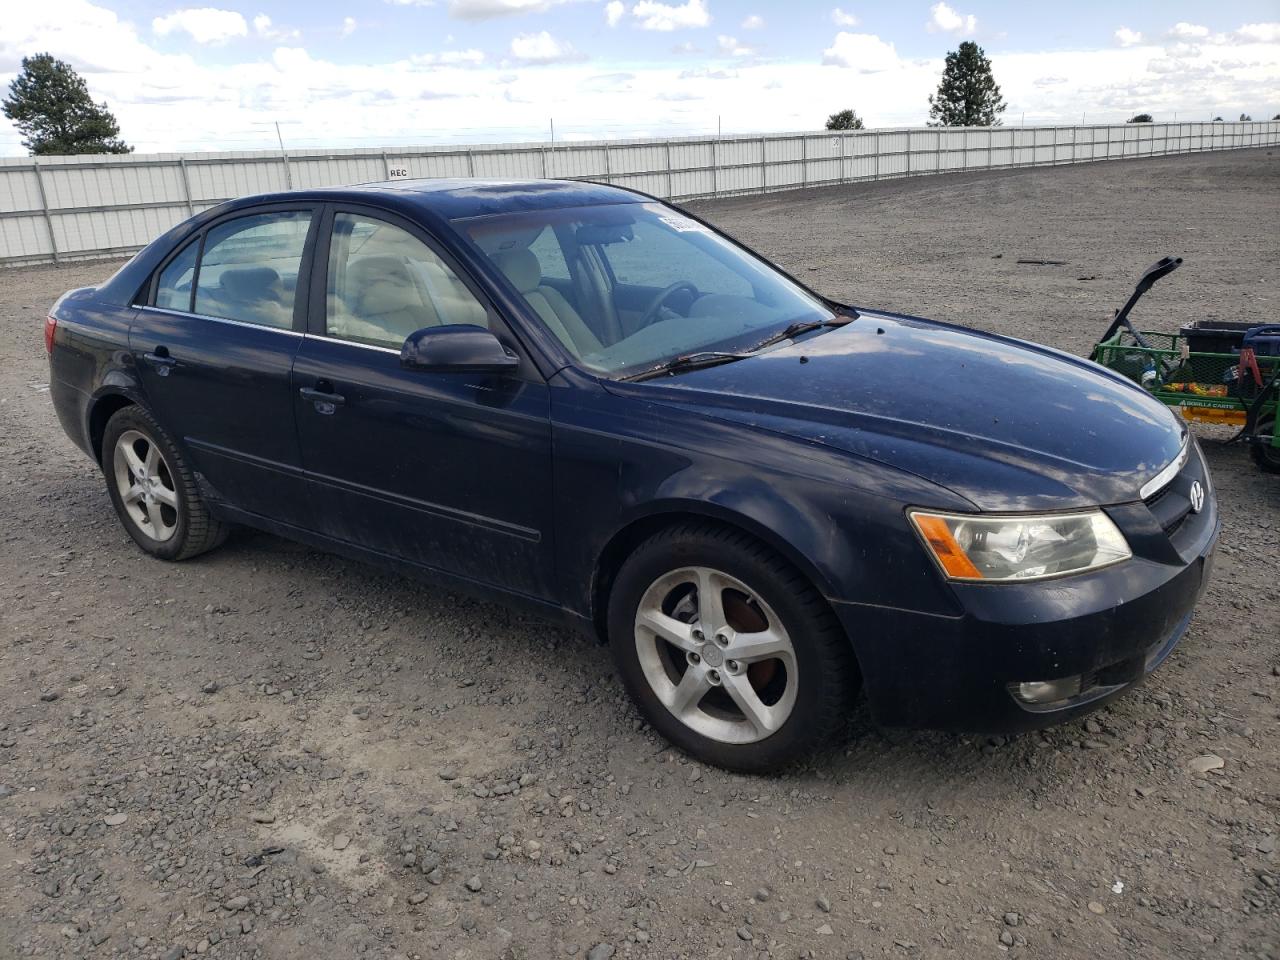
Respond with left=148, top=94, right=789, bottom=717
left=910, top=513, right=984, bottom=580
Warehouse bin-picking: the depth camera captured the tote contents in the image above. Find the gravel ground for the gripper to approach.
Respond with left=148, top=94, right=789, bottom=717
left=1, top=148, right=1278, bottom=960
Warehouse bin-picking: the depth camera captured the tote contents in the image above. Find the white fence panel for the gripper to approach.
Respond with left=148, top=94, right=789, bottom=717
left=2, top=120, right=1278, bottom=265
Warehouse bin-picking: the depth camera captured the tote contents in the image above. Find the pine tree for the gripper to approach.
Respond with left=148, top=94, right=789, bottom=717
left=2, top=54, right=131, bottom=156
left=825, top=109, right=864, bottom=131
left=1127, top=113, right=1154, bottom=123
left=927, top=41, right=1005, bottom=127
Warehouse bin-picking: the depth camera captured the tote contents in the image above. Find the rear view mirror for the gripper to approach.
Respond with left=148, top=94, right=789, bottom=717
left=401, top=325, right=519, bottom=374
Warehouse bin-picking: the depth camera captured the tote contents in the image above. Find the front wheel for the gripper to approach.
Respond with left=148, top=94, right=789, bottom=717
left=608, top=523, right=858, bottom=773
left=102, top=405, right=228, bottom=561
left=1252, top=412, right=1280, bottom=474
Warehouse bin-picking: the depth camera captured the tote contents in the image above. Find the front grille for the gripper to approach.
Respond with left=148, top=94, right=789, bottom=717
left=1141, top=444, right=1205, bottom=541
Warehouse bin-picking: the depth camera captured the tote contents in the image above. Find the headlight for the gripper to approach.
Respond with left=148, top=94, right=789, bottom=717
left=909, top=509, right=1131, bottom=582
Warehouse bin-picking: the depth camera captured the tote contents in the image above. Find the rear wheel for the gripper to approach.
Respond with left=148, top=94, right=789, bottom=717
left=1252, top=412, right=1280, bottom=474
left=608, top=523, right=857, bottom=773
left=102, top=406, right=228, bottom=560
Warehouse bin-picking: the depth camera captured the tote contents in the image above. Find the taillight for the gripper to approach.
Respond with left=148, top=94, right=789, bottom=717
left=44, top=315, right=57, bottom=355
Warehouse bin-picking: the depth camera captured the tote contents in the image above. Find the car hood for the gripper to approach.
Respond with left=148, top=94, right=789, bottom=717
left=609, top=311, right=1186, bottom=511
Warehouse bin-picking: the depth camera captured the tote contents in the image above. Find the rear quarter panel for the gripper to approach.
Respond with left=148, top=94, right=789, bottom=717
left=50, top=288, right=145, bottom=461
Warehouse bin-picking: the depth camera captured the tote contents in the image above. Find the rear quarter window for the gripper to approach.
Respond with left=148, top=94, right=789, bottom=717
left=154, top=239, right=199, bottom=311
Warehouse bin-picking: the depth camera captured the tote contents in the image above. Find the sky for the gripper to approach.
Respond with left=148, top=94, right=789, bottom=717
left=2, top=0, right=1278, bottom=155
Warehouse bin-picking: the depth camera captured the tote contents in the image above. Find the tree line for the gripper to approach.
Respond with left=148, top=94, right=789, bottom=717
left=0, top=47, right=1276, bottom=157
left=826, top=41, right=1279, bottom=131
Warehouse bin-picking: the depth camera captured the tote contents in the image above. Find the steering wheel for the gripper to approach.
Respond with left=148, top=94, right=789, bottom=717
left=636, top=281, right=699, bottom=328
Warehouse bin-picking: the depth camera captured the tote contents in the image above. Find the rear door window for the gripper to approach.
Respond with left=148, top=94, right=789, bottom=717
left=191, top=211, right=312, bottom=329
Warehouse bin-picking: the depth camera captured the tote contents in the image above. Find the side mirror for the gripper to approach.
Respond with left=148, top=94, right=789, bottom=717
left=400, top=325, right=519, bottom=374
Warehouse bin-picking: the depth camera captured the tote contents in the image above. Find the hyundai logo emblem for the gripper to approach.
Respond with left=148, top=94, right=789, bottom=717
left=1188, top=480, right=1205, bottom=514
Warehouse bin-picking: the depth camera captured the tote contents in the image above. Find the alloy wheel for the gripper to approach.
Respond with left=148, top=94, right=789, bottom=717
left=634, top=565, right=798, bottom=744
left=112, top=429, right=179, bottom=543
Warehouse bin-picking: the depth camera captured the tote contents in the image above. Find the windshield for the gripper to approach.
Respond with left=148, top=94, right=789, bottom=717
left=458, top=202, right=835, bottom=376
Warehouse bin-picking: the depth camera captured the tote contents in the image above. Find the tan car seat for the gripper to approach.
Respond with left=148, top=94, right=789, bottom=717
left=344, top=256, right=439, bottom=343
left=493, top=248, right=602, bottom=357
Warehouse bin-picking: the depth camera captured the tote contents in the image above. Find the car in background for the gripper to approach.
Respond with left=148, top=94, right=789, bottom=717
left=46, top=179, right=1219, bottom=771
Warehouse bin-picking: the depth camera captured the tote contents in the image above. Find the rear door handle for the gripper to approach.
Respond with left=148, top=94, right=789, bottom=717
left=299, top=385, right=345, bottom=414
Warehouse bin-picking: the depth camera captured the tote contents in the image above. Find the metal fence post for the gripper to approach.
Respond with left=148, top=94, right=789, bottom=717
left=604, top=142, right=613, bottom=186
left=281, top=150, right=293, bottom=189
left=466, top=148, right=475, bottom=177
left=906, top=130, right=912, bottom=177
left=840, top=133, right=847, bottom=184
left=31, top=159, right=59, bottom=264
left=178, top=157, right=195, bottom=216
left=801, top=135, right=808, bottom=188
left=874, top=131, right=880, bottom=180
left=710, top=137, right=718, bottom=197
left=760, top=136, right=767, bottom=194
left=665, top=140, right=673, bottom=198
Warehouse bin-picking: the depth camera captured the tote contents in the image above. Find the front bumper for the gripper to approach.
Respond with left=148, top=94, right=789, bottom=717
left=836, top=443, right=1220, bottom=733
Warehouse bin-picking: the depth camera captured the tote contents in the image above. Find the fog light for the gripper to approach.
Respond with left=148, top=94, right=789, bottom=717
left=1014, top=676, right=1082, bottom=704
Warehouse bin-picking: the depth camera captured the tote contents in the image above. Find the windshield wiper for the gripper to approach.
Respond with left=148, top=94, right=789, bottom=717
left=620, top=351, right=751, bottom=383
left=750, top=315, right=853, bottom=352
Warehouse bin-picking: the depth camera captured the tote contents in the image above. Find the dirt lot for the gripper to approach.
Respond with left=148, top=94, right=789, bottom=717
left=1, top=148, right=1278, bottom=960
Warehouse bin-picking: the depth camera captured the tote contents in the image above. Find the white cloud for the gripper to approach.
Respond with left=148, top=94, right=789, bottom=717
left=252, top=13, right=300, bottom=41
left=413, top=48, right=485, bottom=64
left=341, top=16, right=357, bottom=37
left=927, top=2, right=976, bottom=37
left=830, top=8, right=858, bottom=28
left=509, top=30, right=581, bottom=64
left=717, top=35, right=753, bottom=57
left=741, top=14, right=763, bottom=30
left=450, top=0, right=575, bottom=18
left=1114, top=27, right=1142, bottom=47
left=1170, top=22, right=1209, bottom=40
left=630, top=0, right=710, bottom=32
left=821, top=32, right=900, bottom=72
left=605, top=0, right=624, bottom=26
left=4, top=0, right=1279, bottom=159
left=1236, top=22, right=1280, bottom=43
left=153, top=7, right=248, bottom=44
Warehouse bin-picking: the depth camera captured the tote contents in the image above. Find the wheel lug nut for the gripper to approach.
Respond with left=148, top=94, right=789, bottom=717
left=708, top=670, right=720, bottom=685
left=716, top=634, right=729, bottom=647
left=726, top=660, right=738, bottom=672
left=688, top=652, right=700, bottom=664
left=691, top=628, right=704, bottom=641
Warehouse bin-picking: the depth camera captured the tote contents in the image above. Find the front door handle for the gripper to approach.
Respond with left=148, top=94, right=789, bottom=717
left=299, top=385, right=345, bottom=414
left=142, top=348, right=177, bottom=376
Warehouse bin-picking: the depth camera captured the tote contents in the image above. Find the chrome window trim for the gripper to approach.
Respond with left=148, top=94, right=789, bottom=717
left=304, top=333, right=402, bottom=356
left=137, top=305, right=303, bottom=337
left=1138, top=435, right=1190, bottom=500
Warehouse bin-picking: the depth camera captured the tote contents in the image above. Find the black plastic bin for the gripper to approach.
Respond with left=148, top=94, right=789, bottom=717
left=1178, top=320, right=1255, bottom=355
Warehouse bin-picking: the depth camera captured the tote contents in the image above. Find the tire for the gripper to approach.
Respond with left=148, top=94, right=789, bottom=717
left=1252, top=413, right=1280, bottom=474
left=101, top=405, right=228, bottom=561
left=608, top=522, right=858, bottom=773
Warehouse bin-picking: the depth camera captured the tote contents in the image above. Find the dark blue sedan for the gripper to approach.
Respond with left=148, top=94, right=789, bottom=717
left=46, top=179, right=1218, bottom=772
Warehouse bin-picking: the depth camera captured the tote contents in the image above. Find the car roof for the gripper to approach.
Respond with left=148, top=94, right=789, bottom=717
left=241, top=178, right=647, bottom=220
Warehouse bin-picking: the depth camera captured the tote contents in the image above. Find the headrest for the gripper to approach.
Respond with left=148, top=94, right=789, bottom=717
left=346, top=256, right=424, bottom=317
left=494, top=248, right=541, bottom=294
left=220, top=267, right=281, bottom=301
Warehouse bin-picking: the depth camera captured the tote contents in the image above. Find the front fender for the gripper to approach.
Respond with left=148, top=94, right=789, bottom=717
left=551, top=375, right=968, bottom=628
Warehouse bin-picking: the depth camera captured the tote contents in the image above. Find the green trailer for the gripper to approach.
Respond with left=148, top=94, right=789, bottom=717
left=1090, top=257, right=1280, bottom=474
